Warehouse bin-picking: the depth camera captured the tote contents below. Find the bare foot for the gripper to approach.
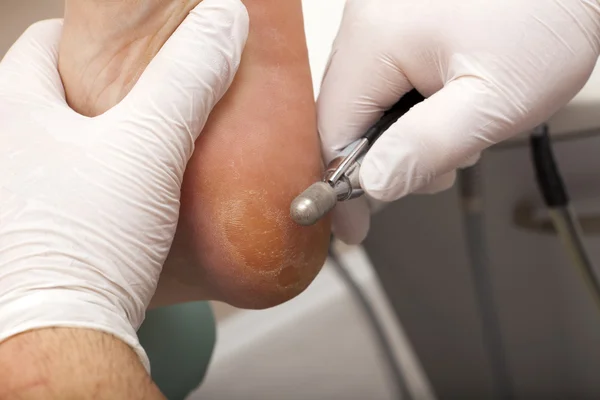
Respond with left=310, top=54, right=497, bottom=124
left=59, top=0, right=331, bottom=309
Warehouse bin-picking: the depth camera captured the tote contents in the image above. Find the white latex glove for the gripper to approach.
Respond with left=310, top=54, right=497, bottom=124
left=0, top=0, right=248, bottom=371
left=318, top=0, right=600, bottom=244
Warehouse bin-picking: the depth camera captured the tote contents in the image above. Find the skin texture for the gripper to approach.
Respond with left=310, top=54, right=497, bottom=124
left=59, top=0, right=331, bottom=309
left=0, top=328, right=164, bottom=399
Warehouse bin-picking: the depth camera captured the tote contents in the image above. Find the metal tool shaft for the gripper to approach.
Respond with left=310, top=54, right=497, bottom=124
left=326, top=139, right=369, bottom=185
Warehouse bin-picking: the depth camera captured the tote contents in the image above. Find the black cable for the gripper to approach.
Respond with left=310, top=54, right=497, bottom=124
left=529, top=124, right=600, bottom=311
left=363, top=89, right=425, bottom=144
left=530, top=124, right=569, bottom=208
left=328, top=244, right=414, bottom=400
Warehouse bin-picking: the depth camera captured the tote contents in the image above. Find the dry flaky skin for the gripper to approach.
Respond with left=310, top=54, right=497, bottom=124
left=59, top=0, right=331, bottom=309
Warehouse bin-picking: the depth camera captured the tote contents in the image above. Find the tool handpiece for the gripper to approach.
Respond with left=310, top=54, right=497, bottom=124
left=290, top=89, right=425, bottom=226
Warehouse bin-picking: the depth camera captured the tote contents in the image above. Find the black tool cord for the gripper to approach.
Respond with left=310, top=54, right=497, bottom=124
left=363, top=89, right=426, bottom=144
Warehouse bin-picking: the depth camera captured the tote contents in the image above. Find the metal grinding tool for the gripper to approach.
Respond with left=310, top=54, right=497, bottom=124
left=290, top=89, right=425, bottom=226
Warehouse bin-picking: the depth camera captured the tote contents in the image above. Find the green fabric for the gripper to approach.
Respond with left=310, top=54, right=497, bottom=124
left=138, top=302, right=216, bottom=400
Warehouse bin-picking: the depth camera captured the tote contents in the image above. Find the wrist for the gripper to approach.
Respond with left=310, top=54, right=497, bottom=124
left=0, top=328, right=161, bottom=400
left=0, top=288, right=150, bottom=372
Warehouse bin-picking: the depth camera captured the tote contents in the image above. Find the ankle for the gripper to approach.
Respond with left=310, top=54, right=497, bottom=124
left=63, top=0, right=201, bottom=38
left=59, top=0, right=201, bottom=116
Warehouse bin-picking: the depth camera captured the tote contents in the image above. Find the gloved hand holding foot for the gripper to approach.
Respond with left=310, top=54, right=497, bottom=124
left=318, top=0, right=600, bottom=244
left=59, top=0, right=332, bottom=310
left=0, top=1, right=247, bottom=397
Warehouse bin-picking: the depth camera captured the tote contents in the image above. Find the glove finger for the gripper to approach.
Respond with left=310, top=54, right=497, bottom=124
left=364, top=195, right=388, bottom=215
left=0, top=19, right=65, bottom=103
left=331, top=197, right=371, bottom=245
left=458, top=152, right=482, bottom=170
left=413, top=170, right=457, bottom=195
left=117, top=0, right=248, bottom=142
left=360, top=78, right=506, bottom=201
left=317, top=16, right=412, bottom=163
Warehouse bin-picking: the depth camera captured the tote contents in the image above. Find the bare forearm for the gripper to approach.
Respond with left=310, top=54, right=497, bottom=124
left=0, top=328, right=164, bottom=400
